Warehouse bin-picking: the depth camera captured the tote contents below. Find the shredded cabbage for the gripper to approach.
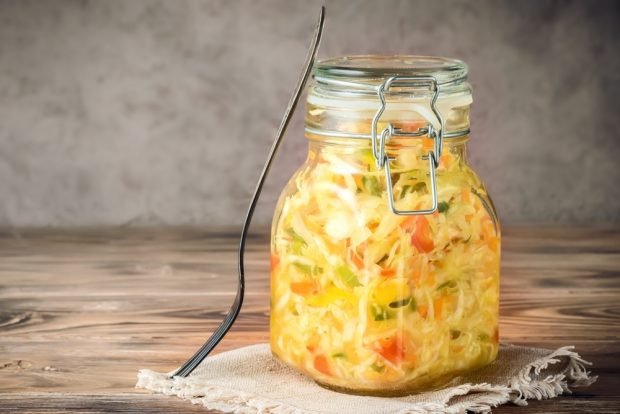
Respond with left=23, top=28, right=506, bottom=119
left=270, top=141, right=500, bottom=394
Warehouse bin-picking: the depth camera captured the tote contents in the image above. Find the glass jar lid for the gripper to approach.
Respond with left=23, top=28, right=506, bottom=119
left=307, top=55, right=472, bottom=138
left=312, top=55, right=469, bottom=97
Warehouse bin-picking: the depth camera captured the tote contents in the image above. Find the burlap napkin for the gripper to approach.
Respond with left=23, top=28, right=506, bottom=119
left=137, top=343, right=596, bottom=413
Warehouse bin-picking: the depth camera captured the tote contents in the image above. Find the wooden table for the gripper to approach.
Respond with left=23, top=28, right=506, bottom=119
left=0, top=227, right=618, bottom=413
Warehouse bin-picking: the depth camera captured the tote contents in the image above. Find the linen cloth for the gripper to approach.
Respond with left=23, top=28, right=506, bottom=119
left=137, top=343, right=596, bottom=413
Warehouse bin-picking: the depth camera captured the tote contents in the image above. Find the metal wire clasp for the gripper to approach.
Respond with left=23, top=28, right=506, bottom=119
left=370, top=75, right=445, bottom=215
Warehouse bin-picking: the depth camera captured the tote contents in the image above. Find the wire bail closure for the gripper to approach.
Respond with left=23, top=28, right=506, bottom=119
left=370, top=75, right=445, bottom=215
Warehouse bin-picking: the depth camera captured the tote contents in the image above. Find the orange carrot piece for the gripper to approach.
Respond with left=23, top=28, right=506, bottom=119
left=290, top=281, right=317, bottom=296
left=270, top=254, right=279, bottom=271
left=433, top=296, right=444, bottom=319
left=401, top=216, right=435, bottom=253
left=422, top=138, right=435, bottom=151
left=350, top=251, right=364, bottom=270
left=380, top=267, right=396, bottom=277
left=461, top=188, right=471, bottom=203
left=397, top=120, right=427, bottom=133
left=375, top=335, right=407, bottom=364
left=314, top=355, right=331, bottom=376
left=482, top=218, right=499, bottom=252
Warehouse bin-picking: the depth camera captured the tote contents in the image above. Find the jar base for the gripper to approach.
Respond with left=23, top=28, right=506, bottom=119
left=314, top=374, right=455, bottom=397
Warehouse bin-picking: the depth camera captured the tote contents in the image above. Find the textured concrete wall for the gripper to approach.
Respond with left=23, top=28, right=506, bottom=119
left=0, top=0, right=618, bottom=227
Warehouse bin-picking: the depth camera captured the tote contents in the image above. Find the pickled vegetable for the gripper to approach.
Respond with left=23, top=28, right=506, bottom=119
left=270, top=135, right=500, bottom=394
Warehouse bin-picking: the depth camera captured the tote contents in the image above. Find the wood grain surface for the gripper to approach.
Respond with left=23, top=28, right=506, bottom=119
left=0, top=227, right=618, bottom=413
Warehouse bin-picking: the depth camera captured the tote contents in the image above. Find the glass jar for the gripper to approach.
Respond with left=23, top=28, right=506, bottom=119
left=270, top=56, right=500, bottom=396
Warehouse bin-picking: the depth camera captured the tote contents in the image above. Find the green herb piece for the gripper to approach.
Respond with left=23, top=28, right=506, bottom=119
left=450, top=329, right=461, bottom=340
left=362, top=175, right=382, bottom=196
left=438, top=201, right=450, bottom=213
left=332, top=352, right=346, bottom=359
left=336, top=265, right=361, bottom=288
left=356, top=148, right=375, bottom=168
left=436, top=280, right=457, bottom=290
left=388, top=297, right=412, bottom=309
left=370, top=362, right=385, bottom=372
left=409, top=297, right=418, bottom=311
left=411, top=182, right=427, bottom=193
left=478, top=333, right=490, bottom=341
left=292, top=262, right=313, bottom=274
left=370, top=303, right=390, bottom=321
left=399, top=182, right=427, bottom=200
left=285, top=228, right=307, bottom=254
left=291, top=241, right=304, bottom=254
left=399, top=185, right=411, bottom=200
left=285, top=228, right=307, bottom=245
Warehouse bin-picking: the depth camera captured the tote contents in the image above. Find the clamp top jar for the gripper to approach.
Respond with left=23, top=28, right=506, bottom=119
left=271, top=55, right=500, bottom=396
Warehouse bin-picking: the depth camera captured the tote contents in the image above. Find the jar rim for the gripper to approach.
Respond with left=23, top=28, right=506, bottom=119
left=313, top=55, right=468, bottom=87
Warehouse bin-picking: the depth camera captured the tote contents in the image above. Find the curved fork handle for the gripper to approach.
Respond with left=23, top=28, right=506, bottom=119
left=172, top=6, right=326, bottom=378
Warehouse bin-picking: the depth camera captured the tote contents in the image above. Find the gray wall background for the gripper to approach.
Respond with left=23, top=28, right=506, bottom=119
left=0, top=0, right=619, bottom=228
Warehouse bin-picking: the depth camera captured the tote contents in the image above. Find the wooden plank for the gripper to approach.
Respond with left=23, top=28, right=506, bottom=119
left=0, top=393, right=212, bottom=413
left=1, top=394, right=620, bottom=414
left=0, top=227, right=618, bottom=412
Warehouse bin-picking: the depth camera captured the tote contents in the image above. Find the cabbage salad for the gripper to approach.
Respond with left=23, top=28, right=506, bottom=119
left=270, top=137, right=500, bottom=393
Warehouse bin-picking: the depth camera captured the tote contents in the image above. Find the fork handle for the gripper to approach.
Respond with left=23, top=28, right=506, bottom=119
left=172, top=6, right=325, bottom=378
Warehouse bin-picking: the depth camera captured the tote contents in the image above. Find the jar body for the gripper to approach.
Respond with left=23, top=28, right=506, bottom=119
left=270, top=55, right=500, bottom=395
left=270, top=137, right=499, bottom=395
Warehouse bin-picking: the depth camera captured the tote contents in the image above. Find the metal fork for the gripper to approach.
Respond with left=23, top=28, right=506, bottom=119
left=172, top=6, right=326, bottom=378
